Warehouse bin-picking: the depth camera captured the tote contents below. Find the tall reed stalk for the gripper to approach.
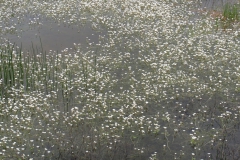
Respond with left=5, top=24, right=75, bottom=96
left=0, top=43, right=24, bottom=98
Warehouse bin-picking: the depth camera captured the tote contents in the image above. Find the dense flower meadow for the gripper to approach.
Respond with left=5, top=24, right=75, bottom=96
left=1, top=0, right=240, bottom=159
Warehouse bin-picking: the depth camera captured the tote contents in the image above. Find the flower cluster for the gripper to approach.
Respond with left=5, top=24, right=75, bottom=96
left=1, top=0, right=240, bottom=159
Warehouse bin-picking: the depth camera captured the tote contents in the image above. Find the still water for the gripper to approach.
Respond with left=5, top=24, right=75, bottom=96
left=201, top=0, right=239, bottom=9
left=3, top=0, right=239, bottom=53
left=1, top=0, right=240, bottom=159
left=4, top=14, right=106, bottom=53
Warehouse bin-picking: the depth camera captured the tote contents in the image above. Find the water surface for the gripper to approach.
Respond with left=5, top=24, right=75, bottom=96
left=4, top=14, right=106, bottom=53
left=201, top=0, right=239, bottom=10
left=4, top=0, right=239, bottom=53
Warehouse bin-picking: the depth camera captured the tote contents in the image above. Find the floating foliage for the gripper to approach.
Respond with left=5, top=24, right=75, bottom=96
left=1, top=0, right=240, bottom=159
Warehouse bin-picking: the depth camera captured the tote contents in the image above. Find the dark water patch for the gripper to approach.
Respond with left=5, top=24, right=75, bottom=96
left=201, top=0, right=239, bottom=10
left=3, top=14, right=107, bottom=53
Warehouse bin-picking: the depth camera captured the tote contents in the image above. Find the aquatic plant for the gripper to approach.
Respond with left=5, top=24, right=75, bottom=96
left=212, top=3, right=240, bottom=31
left=223, top=3, right=239, bottom=22
left=1, top=0, right=240, bottom=159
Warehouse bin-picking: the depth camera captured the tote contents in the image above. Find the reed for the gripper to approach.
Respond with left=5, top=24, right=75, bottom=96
left=0, top=43, right=23, bottom=98
left=223, top=3, right=239, bottom=22
left=214, top=3, right=240, bottom=30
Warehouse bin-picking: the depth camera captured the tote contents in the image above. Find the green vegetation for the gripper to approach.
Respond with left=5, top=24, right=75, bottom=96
left=0, top=44, right=23, bottom=98
left=223, top=3, right=239, bottom=21
left=214, top=2, right=240, bottom=30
